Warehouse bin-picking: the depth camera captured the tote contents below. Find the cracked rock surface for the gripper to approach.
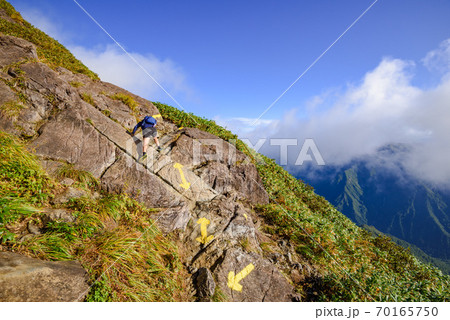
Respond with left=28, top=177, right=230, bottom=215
left=0, top=34, right=295, bottom=302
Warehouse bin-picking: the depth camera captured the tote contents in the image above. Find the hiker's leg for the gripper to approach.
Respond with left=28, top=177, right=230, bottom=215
left=143, top=137, right=151, bottom=153
left=154, top=136, right=160, bottom=147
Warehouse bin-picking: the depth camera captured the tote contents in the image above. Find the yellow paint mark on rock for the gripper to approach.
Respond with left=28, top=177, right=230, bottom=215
left=227, top=263, right=255, bottom=292
left=173, top=162, right=190, bottom=190
left=195, top=217, right=214, bottom=244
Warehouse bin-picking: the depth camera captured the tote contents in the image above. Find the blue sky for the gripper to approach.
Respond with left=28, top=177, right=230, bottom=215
left=8, top=0, right=450, bottom=187
left=9, top=0, right=450, bottom=120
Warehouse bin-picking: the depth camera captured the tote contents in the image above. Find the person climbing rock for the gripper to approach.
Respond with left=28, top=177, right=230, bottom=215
left=131, top=116, right=162, bottom=161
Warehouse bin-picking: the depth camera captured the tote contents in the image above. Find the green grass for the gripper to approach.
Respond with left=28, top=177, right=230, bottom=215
left=56, top=163, right=99, bottom=190
left=364, top=224, right=450, bottom=275
left=0, top=130, right=188, bottom=301
left=110, top=93, right=139, bottom=118
left=80, top=93, right=96, bottom=107
left=0, top=100, right=25, bottom=119
left=0, top=196, right=37, bottom=243
left=69, top=81, right=84, bottom=88
left=0, top=131, right=54, bottom=203
left=0, top=131, right=52, bottom=243
left=211, top=287, right=228, bottom=302
left=0, top=0, right=22, bottom=23
left=0, top=0, right=98, bottom=80
left=153, top=101, right=253, bottom=158
left=63, top=195, right=187, bottom=301
left=101, top=109, right=111, bottom=117
left=86, top=275, right=112, bottom=302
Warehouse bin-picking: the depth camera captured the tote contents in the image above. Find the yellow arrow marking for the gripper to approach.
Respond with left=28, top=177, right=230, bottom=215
left=243, top=213, right=248, bottom=220
left=227, top=263, right=255, bottom=292
left=173, top=162, right=191, bottom=190
left=195, top=218, right=214, bottom=244
left=152, top=114, right=162, bottom=118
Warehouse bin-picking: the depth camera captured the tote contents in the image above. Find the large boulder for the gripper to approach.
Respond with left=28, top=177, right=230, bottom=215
left=101, top=153, right=183, bottom=208
left=213, top=248, right=294, bottom=302
left=0, top=35, right=38, bottom=68
left=30, top=103, right=116, bottom=178
left=183, top=196, right=259, bottom=255
left=21, top=63, right=78, bottom=104
left=167, top=128, right=269, bottom=204
left=157, top=162, right=218, bottom=202
left=0, top=37, right=79, bottom=137
left=196, top=160, right=269, bottom=205
left=18, top=62, right=80, bottom=136
left=154, top=205, right=191, bottom=233
left=0, top=252, right=89, bottom=302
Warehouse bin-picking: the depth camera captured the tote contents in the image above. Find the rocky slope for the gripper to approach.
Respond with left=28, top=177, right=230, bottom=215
left=1, top=1, right=449, bottom=302
left=0, top=29, right=295, bottom=300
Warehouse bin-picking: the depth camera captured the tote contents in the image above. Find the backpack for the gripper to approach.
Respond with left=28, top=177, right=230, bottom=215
left=143, top=116, right=157, bottom=127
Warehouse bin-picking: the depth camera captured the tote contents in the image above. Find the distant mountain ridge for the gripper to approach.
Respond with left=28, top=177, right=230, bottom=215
left=299, top=146, right=450, bottom=272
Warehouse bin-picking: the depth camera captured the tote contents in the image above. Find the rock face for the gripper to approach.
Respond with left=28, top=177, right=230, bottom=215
left=0, top=34, right=294, bottom=301
left=31, top=105, right=117, bottom=179
left=181, top=197, right=294, bottom=301
left=41, top=208, right=75, bottom=224
left=0, top=81, right=18, bottom=133
left=52, top=186, right=88, bottom=205
left=0, top=35, right=38, bottom=67
left=214, top=249, right=294, bottom=302
left=154, top=205, right=191, bottom=233
left=170, top=128, right=269, bottom=204
left=101, top=153, right=182, bottom=208
left=0, top=252, right=89, bottom=302
left=195, top=268, right=216, bottom=301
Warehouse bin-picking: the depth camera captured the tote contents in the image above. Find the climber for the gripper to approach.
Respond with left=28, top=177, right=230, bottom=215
left=131, top=116, right=162, bottom=161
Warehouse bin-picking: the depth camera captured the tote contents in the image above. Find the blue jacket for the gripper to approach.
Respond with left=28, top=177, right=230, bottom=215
left=132, top=116, right=157, bottom=135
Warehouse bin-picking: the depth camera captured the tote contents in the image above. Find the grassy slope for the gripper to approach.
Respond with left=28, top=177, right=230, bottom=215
left=0, top=131, right=188, bottom=301
left=363, top=225, right=450, bottom=275
left=323, top=165, right=450, bottom=273
left=0, top=0, right=449, bottom=301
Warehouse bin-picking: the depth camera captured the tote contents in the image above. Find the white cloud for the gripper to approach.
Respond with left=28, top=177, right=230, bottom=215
left=423, top=39, right=450, bottom=74
left=242, top=39, right=450, bottom=188
left=69, top=44, right=193, bottom=101
left=214, top=116, right=277, bottom=136
left=17, top=6, right=193, bottom=102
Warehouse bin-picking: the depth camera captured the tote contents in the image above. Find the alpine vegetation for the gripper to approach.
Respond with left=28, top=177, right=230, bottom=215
left=0, top=0, right=449, bottom=302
